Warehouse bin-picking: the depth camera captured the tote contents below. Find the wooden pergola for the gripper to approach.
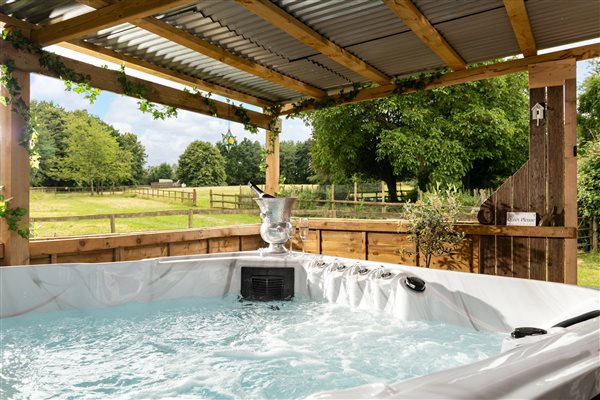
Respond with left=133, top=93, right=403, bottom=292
left=1, top=0, right=599, bottom=280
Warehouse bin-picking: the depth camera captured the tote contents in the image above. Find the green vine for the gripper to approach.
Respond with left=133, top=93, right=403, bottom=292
left=116, top=66, right=177, bottom=120
left=185, top=88, right=218, bottom=117
left=392, top=70, right=444, bottom=95
left=233, top=103, right=258, bottom=134
left=286, top=83, right=364, bottom=118
left=0, top=187, right=29, bottom=239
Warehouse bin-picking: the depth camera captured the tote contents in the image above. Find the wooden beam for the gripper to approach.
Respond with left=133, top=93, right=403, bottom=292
left=0, top=13, right=272, bottom=108
left=265, top=118, right=281, bottom=195
left=280, top=42, right=600, bottom=114
left=1, top=37, right=30, bottom=266
left=74, top=0, right=326, bottom=98
left=236, top=0, right=391, bottom=85
left=383, top=0, right=466, bottom=71
left=31, top=0, right=193, bottom=46
left=133, top=17, right=326, bottom=98
left=564, top=77, right=578, bottom=284
left=60, top=40, right=273, bottom=108
left=0, top=44, right=272, bottom=129
left=503, top=0, right=537, bottom=57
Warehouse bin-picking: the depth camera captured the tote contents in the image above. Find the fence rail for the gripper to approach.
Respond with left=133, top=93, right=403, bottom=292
left=125, top=187, right=196, bottom=206
left=31, top=208, right=253, bottom=234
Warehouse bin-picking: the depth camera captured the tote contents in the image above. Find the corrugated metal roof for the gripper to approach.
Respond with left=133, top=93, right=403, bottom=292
left=1, top=0, right=598, bottom=106
left=527, top=0, right=600, bottom=51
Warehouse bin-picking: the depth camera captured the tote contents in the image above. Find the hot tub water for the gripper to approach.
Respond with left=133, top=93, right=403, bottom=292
left=1, top=296, right=503, bottom=399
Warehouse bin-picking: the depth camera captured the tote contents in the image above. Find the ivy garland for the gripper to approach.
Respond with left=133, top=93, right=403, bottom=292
left=0, top=187, right=29, bottom=239
left=185, top=88, right=218, bottom=117
left=116, top=66, right=177, bottom=120
left=392, top=70, right=444, bottom=95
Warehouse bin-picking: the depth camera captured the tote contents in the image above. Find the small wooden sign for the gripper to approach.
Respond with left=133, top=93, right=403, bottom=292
left=507, top=212, right=537, bottom=226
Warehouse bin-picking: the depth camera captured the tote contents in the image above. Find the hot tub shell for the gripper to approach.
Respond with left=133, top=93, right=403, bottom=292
left=1, top=251, right=598, bottom=399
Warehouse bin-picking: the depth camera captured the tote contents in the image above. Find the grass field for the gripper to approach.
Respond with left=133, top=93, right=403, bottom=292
left=30, top=191, right=259, bottom=237
left=578, top=251, right=600, bottom=288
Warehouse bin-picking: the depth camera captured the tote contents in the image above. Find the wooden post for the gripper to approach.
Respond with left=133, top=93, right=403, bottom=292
left=188, top=209, right=193, bottom=228
left=564, top=77, right=578, bottom=284
left=265, top=117, right=281, bottom=195
left=210, top=189, right=213, bottom=208
left=381, top=181, right=385, bottom=214
left=109, top=215, right=116, bottom=233
left=0, top=41, right=30, bottom=265
left=354, top=181, right=358, bottom=213
left=192, top=189, right=197, bottom=207
left=592, top=217, right=598, bottom=252
left=331, top=184, right=336, bottom=218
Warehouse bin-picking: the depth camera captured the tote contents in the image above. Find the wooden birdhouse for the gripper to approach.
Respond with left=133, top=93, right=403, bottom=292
left=531, top=102, right=545, bottom=126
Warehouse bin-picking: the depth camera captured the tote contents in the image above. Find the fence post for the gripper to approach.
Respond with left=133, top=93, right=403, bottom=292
left=210, top=190, right=213, bottom=208
left=192, top=189, right=197, bottom=207
left=109, top=215, right=116, bottom=233
left=354, top=181, right=358, bottom=213
left=593, top=217, right=598, bottom=251
left=331, top=184, right=336, bottom=218
left=188, top=209, right=193, bottom=228
left=381, top=181, right=385, bottom=213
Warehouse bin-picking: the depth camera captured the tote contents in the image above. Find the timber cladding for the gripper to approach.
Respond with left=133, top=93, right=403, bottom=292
left=2, top=219, right=576, bottom=280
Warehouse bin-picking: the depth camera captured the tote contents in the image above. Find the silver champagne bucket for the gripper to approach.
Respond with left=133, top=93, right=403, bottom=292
left=254, top=197, right=296, bottom=254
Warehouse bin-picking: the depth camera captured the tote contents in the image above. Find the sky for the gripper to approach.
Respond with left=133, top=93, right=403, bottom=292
left=30, top=43, right=598, bottom=167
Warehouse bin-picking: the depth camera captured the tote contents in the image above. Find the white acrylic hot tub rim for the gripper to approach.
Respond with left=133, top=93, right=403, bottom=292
left=1, top=251, right=598, bottom=399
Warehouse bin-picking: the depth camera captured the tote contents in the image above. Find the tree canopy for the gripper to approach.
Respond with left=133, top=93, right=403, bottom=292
left=307, top=71, right=529, bottom=198
left=217, top=138, right=263, bottom=185
left=54, top=114, right=132, bottom=193
left=145, top=162, right=175, bottom=184
left=177, top=140, right=226, bottom=186
left=29, top=101, right=147, bottom=188
left=279, top=140, right=314, bottom=184
left=578, top=60, right=600, bottom=146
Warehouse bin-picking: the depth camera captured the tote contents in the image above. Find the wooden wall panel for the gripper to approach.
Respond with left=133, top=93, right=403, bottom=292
left=430, top=238, right=472, bottom=272
left=479, top=235, right=496, bottom=274
left=512, top=163, right=530, bottom=278
left=495, top=177, right=513, bottom=276
left=57, top=250, right=114, bottom=264
left=303, top=230, right=321, bottom=254
left=320, top=231, right=366, bottom=259
left=209, top=237, right=241, bottom=253
left=168, top=240, right=208, bottom=256
left=123, top=244, right=167, bottom=260
left=240, top=235, right=264, bottom=251
left=367, top=232, right=415, bottom=265
left=529, top=87, right=547, bottom=281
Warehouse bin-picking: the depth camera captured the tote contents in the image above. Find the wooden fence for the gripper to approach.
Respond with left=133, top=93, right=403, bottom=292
left=0, top=219, right=577, bottom=282
left=578, top=216, right=598, bottom=252
left=125, top=187, right=196, bottom=206
left=31, top=208, right=250, bottom=234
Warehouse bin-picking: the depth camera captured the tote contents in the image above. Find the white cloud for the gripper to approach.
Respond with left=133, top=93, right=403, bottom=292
left=103, top=96, right=269, bottom=166
left=31, top=74, right=91, bottom=111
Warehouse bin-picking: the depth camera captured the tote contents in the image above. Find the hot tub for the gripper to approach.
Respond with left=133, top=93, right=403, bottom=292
left=1, top=252, right=598, bottom=399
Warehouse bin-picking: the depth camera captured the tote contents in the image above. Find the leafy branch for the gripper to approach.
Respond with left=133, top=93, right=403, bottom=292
left=116, top=66, right=177, bottom=120
left=0, top=186, right=29, bottom=239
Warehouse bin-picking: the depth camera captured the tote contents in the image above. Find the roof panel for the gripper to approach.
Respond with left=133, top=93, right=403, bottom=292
left=0, top=0, right=598, bottom=105
left=527, top=0, right=600, bottom=51
left=437, top=8, right=521, bottom=64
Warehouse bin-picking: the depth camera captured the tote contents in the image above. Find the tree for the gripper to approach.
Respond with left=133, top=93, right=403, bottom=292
left=29, top=101, right=70, bottom=186
left=116, top=132, right=147, bottom=185
left=146, top=162, right=175, bottom=183
left=217, top=138, right=263, bottom=185
left=578, top=60, right=600, bottom=146
left=54, top=116, right=132, bottom=194
left=307, top=71, right=528, bottom=196
left=578, top=138, right=600, bottom=221
left=308, top=101, right=401, bottom=200
left=279, top=140, right=315, bottom=183
left=177, top=141, right=226, bottom=186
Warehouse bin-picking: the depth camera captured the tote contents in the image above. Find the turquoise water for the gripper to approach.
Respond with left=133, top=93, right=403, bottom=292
left=1, top=297, right=504, bottom=399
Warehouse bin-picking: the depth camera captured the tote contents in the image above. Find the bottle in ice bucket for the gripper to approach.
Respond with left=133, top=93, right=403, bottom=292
left=248, top=181, right=275, bottom=198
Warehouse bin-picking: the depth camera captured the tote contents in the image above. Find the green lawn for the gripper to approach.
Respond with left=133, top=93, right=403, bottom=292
left=30, top=191, right=259, bottom=237
left=578, top=251, right=600, bottom=288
